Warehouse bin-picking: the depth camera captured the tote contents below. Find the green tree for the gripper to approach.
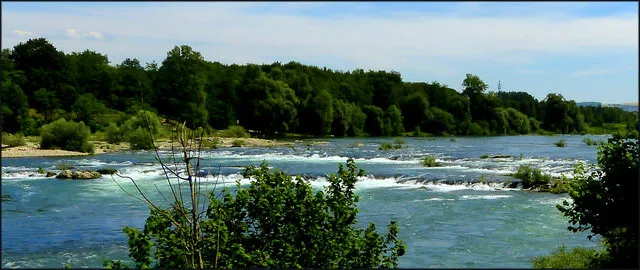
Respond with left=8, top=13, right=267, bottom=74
left=557, top=135, right=638, bottom=267
left=384, top=105, right=404, bottom=136
left=72, top=93, right=109, bottom=132
left=154, top=45, right=209, bottom=128
left=461, top=73, right=488, bottom=98
left=310, top=90, right=334, bottom=134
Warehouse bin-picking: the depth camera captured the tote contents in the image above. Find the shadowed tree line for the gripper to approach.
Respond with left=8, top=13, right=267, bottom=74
left=2, top=38, right=637, bottom=138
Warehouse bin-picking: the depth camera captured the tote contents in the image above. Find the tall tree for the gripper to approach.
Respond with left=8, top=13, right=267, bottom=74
left=154, top=45, right=209, bottom=128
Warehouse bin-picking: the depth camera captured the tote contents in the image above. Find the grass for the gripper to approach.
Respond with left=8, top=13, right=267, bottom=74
left=532, top=245, right=599, bottom=269
left=553, top=139, right=566, bottom=147
left=480, top=154, right=489, bottom=159
left=2, top=133, right=26, bottom=147
left=422, top=155, right=441, bottom=167
left=449, top=137, right=456, bottom=142
left=393, top=137, right=407, bottom=145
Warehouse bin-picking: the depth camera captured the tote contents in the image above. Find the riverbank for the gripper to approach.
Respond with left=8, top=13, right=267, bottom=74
left=2, top=137, right=296, bottom=158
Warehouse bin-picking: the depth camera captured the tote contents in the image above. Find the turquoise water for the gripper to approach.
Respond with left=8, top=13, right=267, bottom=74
left=1, top=135, right=605, bottom=268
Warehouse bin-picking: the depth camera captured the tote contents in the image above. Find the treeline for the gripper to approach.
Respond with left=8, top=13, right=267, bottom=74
left=2, top=38, right=637, bottom=137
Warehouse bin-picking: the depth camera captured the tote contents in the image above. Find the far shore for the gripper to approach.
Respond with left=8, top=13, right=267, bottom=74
left=2, top=137, right=297, bottom=158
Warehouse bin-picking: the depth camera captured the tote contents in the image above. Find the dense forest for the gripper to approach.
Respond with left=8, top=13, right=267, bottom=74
left=1, top=38, right=637, bottom=138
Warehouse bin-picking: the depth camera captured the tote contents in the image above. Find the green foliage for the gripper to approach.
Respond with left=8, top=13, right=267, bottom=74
left=553, top=139, right=566, bottom=147
left=5, top=37, right=635, bottom=139
left=2, top=132, right=26, bottom=147
left=422, top=155, right=440, bottom=167
left=40, top=118, right=94, bottom=153
left=109, top=159, right=406, bottom=268
left=55, top=163, right=75, bottom=170
left=105, top=123, right=124, bottom=144
left=480, top=154, right=489, bottom=159
left=127, top=128, right=155, bottom=150
left=513, top=165, right=551, bottom=189
left=393, top=137, right=406, bottom=145
left=222, top=125, right=250, bottom=138
left=583, top=137, right=604, bottom=146
left=532, top=245, right=599, bottom=269
left=556, top=135, right=638, bottom=268
left=231, top=139, right=245, bottom=147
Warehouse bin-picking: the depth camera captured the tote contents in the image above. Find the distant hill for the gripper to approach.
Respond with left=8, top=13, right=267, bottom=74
left=577, top=102, right=602, bottom=107
left=577, top=102, right=637, bottom=112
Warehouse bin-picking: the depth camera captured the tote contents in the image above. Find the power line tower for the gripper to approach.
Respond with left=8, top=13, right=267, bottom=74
left=497, top=80, right=502, bottom=92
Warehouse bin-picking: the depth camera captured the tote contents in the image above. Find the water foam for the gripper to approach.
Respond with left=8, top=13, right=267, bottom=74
left=460, top=195, right=513, bottom=200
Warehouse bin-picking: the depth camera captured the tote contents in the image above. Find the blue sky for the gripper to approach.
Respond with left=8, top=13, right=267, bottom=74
left=2, top=2, right=638, bottom=104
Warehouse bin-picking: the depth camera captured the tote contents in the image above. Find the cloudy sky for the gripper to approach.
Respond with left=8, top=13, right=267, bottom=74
left=2, top=2, right=637, bottom=104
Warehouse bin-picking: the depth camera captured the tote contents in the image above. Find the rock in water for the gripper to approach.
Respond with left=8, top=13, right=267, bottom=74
left=45, top=171, right=57, bottom=177
left=56, top=170, right=101, bottom=180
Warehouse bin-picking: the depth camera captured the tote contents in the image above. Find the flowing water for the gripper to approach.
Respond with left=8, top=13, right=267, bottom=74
left=1, top=135, right=606, bottom=268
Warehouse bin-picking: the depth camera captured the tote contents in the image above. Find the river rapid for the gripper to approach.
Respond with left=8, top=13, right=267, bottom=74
left=1, top=135, right=606, bottom=268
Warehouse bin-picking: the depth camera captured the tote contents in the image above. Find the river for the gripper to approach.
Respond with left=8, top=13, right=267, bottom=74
left=1, top=135, right=606, bottom=268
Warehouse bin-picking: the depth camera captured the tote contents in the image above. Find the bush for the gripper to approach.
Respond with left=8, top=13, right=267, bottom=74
left=105, top=123, right=124, bottom=144
left=128, top=128, right=155, bottom=150
left=532, top=245, right=599, bottom=268
left=231, top=139, right=245, bottom=147
left=55, top=163, right=75, bottom=170
left=480, top=154, right=489, bottom=159
left=513, top=165, right=551, bottom=189
left=2, top=132, right=26, bottom=147
left=393, top=137, right=406, bottom=145
left=222, top=125, right=250, bottom=138
left=40, top=118, right=94, bottom=153
left=423, top=155, right=441, bottom=167
left=583, top=137, right=604, bottom=146
left=553, top=139, right=566, bottom=147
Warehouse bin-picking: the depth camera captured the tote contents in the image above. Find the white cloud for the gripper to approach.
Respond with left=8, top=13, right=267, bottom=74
left=1, top=3, right=637, bottom=78
left=12, top=29, right=35, bottom=37
left=88, top=31, right=104, bottom=40
left=65, top=28, right=103, bottom=40
left=66, top=28, right=80, bottom=38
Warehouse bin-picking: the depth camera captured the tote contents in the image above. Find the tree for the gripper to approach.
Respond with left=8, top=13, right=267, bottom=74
left=105, top=125, right=406, bottom=268
left=9, top=38, right=71, bottom=101
left=556, top=135, right=638, bottom=267
left=461, top=73, right=488, bottom=98
left=154, top=45, right=209, bottom=128
left=384, top=105, right=404, bottom=136
left=310, top=90, right=334, bottom=134
left=399, top=92, right=432, bottom=133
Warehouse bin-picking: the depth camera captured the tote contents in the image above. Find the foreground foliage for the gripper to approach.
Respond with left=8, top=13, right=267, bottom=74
left=105, top=157, right=406, bottom=268
left=532, top=245, right=600, bottom=269
left=534, top=135, right=638, bottom=268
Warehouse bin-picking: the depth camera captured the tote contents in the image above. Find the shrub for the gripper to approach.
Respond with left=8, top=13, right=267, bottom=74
left=423, top=155, right=441, bottom=167
left=513, top=165, right=551, bottom=189
left=2, top=132, right=26, bottom=147
left=553, top=139, right=566, bottom=147
left=222, top=125, right=250, bottom=138
left=393, top=137, right=406, bottom=145
left=40, top=118, right=94, bottom=153
left=105, top=123, right=124, bottom=144
left=55, top=163, right=75, bottom=170
left=379, top=142, right=394, bottom=150
left=480, top=154, right=489, bottom=159
left=231, top=139, right=245, bottom=147
left=128, top=127, right=155, bottom=150
left=450, top=137, right=456, bottom=142
left=532, top=245, right=599, bottom=268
